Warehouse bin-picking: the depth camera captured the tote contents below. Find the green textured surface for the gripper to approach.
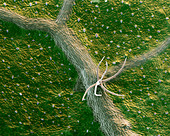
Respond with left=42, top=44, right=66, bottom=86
left=0, top=20, right=104, bottom=136
left=67, top=0, right=170, bottom=135
left=67, top=0, right=169, bottom=65
left=0, top=0, right=63, bottom=19
left=0, top=0, right=170, bottom=135
left=108, top=49, right=170, bottom=135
